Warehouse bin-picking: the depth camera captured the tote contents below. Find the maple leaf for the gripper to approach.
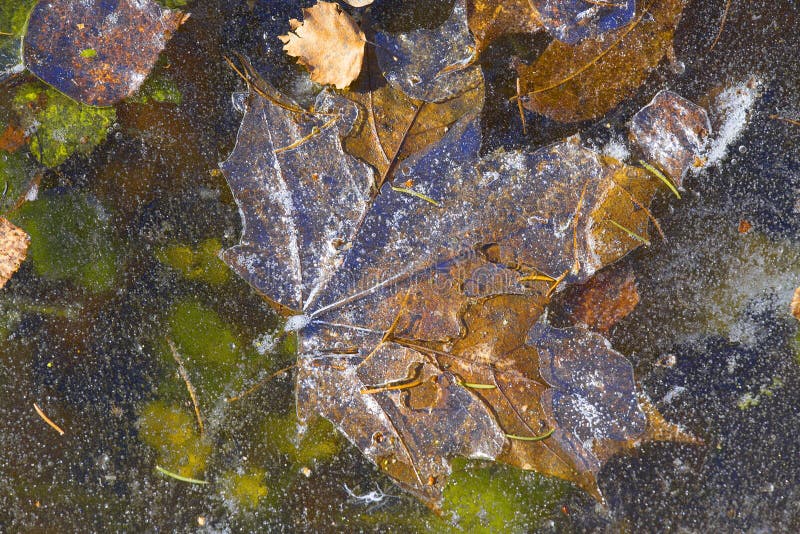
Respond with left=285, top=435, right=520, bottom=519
left=220, top=5, right=708, bottom=508
left=517, top=0, right=686, bottom=123
left=0, top=217, right=29, bottom=288
left=279, top=1, right=366, bottom=90
left=220, top=88, right=698, bottom=506
left=23, top=0, right=186, bottom=106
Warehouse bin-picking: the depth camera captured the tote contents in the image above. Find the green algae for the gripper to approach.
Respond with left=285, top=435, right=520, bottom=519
left=10, top=191, right=119, bottom=292
left=128, top=73, right=183, bottom=105
left=440, top=459, right=567, bottom=533
left=220, top=468, right=270, bottom=508
left=138, top=400, right=211, bottom=479
left=165, top=299, right=270, bottom=403
left=0, top=149, right=37, bottom=215
left=156, top=238, right=229, bottom=285
left=0, top=0, right=36, bottom=71
left=262, top=411, right=342, bottom=466
left=12, top=81, right=115, bottom=168
left=737, top=376, right=785, bottom=410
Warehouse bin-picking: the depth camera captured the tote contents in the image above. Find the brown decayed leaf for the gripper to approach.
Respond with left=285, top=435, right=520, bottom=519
left=466, top=0, right=543, bottom=58
left=23, top=0, right=185, bottom=106
left=792, top=287, right=800, bottom=321
left=517, top=0, right=686, bottom=123
left=561, top=265, right=640, bottom=333
left=221, top=9, right=703, bottom=504
left=221, top=81, right=696, bottom=506
left=279, top=1, right=366, bottom=89
left=0, top=124, right=26, bottom=153
left=0, top=217, right=29, bottom=289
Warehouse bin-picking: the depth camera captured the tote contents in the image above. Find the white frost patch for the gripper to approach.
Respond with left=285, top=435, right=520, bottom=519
left=284, top=314, right=311, bottom=332
left=127, top=72, right=146, bottom=93
left=704, top=77, right=761, bottom=167
left=25, top=183, right=39, bottom=201
left=662, top=385, right=686, bottom=405
left=602, top=137, right=630, bottom=162
left=252, top=332, right=278, bottom=355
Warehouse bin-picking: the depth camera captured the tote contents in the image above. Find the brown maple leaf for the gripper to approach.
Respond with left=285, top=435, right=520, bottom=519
left=279, top=1, right=366, bottom=89
left=221, top=6, right=709, bottom=508
left=0, top=218, right=30, bottom=289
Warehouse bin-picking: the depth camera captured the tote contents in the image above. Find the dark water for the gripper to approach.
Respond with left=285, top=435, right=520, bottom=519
left=1, top=0, right=799, bottom=532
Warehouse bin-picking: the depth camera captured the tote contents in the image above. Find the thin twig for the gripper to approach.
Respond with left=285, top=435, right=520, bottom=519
left=274, top=116, right=339, bottom=154
left=515, top=77, right=527, bottom=135
left=166, top=337, right=204, bottom=435
left=769, top=114, right=800, bottom=127
left=33, top=403, right=65, bottom=435
left=709, top=0, right=732, bottom=51
left=226, top=363, right=296, bottom=403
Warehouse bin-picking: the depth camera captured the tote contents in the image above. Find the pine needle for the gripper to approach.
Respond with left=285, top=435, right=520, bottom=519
left=518, top=273, right=556, bottom=283
left=639, top=160, right=681, bottom=199
left=505, top=428, right=555, bottom=441
left=33, top=403, right=65, bottom=436
left=166, top=337, right=204, bottom=435
left=606, top=219, right=651, bottom=246
left=709, top=0, right=732, bottom=51
left=457, top=380, right=497, bottom=390
left=155, top=465, right=209, bottom=485
left=391, top=185, right=442, bottom=207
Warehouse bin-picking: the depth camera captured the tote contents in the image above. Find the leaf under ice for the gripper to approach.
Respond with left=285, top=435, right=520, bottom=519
left=220, top=7, right=706, bottom=508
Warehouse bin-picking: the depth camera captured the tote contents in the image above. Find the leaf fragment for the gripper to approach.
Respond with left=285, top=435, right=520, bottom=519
left=630, top=90, right=711, bottom=187
left=23, top=0, right=185, bottom=106
left=517, top=0, right=686, bottom=123
left=0, top=216, right=28, bottom=288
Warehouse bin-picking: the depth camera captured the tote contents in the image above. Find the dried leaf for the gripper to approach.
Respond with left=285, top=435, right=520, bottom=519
left=342, top=52, right=484, bottom=183
left=517, top=0, right=685, bottom=123
left=23, top=0, right=185, bottom=106
left=279, top=1, right=366, bottom=89
left=221, top=7, right=699, bottom=504
left=792, top=287, right=800, bottom=321
left=0, top=216, right=29, bottom=288
left=0, top=123, right=25, bottom=153
left=220, top=79, right=692, bottom=505
left=630, top=90, right=711, bottom=186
